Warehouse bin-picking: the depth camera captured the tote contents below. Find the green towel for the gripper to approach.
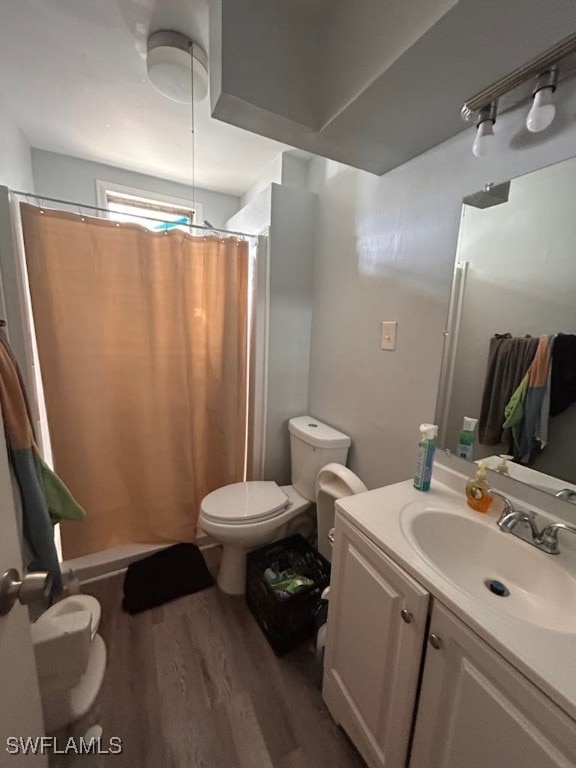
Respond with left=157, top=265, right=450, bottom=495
left=503, top=373, right=529, bottom=454
left=39, top=456, right=85, bottom=524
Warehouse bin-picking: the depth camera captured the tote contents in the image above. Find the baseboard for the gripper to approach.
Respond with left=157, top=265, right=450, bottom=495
left=62, top=533, right=219, bottom=584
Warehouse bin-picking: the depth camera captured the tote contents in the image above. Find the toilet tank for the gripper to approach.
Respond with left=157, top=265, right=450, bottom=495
left=288, top=416, right=351, bottom=501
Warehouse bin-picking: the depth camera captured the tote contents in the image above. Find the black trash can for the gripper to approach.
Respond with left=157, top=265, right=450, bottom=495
left=245, top=534, right=331, bottom=656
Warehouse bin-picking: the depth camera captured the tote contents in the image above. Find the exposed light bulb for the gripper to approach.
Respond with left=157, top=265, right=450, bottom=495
left=472, top=119, right=495, bottom=158
left=526, top=86, right=556, bottom=132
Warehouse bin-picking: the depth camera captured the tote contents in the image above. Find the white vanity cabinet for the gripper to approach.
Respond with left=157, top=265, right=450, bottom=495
left=323, top=514, right=430, bottom=768
left=324, top=511, right=576, bottom=768
left=410, top=602, right=576, bottom=768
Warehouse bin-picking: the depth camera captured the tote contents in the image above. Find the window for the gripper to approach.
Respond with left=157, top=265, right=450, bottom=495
left=96, top=181, right=203, bottom=233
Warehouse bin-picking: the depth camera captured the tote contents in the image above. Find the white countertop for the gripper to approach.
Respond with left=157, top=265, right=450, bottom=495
left=335, top=465, right=576, bottom=722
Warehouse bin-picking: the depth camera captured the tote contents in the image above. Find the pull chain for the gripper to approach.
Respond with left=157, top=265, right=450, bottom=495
left=190, top=43, right=196, bottom=227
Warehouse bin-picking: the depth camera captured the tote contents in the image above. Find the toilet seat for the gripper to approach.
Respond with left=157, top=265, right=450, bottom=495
left=200, top=481, right=289, bottom=525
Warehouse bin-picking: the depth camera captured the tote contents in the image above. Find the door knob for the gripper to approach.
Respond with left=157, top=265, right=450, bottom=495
left=400, top=609, right=413, bottom=624
left=0, top=568, right=52, bottom=616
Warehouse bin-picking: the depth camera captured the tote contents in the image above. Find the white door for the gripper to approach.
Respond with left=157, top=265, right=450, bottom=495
left=323, top=513, right=429, bottom=768
left=410, top=602, right=576, bottom=768
left=0, top=414, right=47, bottom=765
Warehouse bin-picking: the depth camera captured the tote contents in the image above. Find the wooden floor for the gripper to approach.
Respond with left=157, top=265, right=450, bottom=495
left=50, top=573, right=364, bottom=768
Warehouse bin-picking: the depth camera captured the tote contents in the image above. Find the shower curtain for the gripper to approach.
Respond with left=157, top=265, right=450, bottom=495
left=21, top=203, right=249, bottom=558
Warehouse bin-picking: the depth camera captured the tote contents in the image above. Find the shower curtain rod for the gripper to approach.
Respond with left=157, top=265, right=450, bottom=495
left=9, top=189, right=258, bottom=240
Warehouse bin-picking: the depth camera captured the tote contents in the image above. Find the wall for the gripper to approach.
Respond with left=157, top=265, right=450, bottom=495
left=227, top=179, right=316, bottom=484
left=241, top=152, right=310, bottom=208
left=322, top=0, right=456, bottom=119
left=218, top=0, right=322, bottom=128
left=0, top=111, right=33, bottom=190
left=445, top=158, right=576, bottom=482
left=31, top=150, right=240, bottom=230
left=0, top=111, right=34, bottom=394
left=307, top=78, right=576, bottom=491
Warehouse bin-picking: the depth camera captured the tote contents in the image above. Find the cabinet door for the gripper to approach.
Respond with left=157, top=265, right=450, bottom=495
left=410, top=602, right=576, bottom=768
left=323, top=513, right=429, bottom=768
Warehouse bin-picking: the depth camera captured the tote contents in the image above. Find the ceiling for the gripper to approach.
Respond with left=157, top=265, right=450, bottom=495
left=212, top=0, right=576, bottom=175
left=0, top=0, right=287, bottom=196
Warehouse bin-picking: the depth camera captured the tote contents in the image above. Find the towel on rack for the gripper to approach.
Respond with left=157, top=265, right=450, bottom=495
left=0, top=334, right=85, bottom=594
left=478, top=335, right=538, bottom=445
left=503, top=335, right=554, bottom=462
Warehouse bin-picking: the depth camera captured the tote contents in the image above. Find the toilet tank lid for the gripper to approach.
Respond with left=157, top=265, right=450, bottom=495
left=289, top=416, right=351, bottom=448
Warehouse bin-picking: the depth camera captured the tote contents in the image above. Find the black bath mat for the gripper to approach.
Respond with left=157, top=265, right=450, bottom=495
left=122, top=542, right=214, bottom=615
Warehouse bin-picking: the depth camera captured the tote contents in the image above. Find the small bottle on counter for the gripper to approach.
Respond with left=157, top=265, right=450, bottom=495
left=465, top=461, right=493, bottom=512
left=414, top=423, right=438, bottom=492
left=456, top=417, right=478, bottom=461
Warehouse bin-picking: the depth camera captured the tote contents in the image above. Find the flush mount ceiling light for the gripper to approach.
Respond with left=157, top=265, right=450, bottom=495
left=460, top=32, right=576, bottom=157
left=147, top=31, right=209, bottom=103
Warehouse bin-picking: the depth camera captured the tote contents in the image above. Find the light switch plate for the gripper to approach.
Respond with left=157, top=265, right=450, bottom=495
left=380, top=321, right=398, bottom=351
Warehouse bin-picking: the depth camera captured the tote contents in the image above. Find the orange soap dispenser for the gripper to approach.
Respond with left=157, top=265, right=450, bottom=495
left=466, top=461, right=493, bottom=513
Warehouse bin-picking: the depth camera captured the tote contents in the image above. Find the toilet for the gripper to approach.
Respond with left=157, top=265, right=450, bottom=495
left=31, top=594, right=107, bottom=732
left=199, top=415, right=352, bottom=595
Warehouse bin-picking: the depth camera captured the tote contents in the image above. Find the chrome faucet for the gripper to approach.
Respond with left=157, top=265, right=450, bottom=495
left=489, top=488, right=576, bottom=555
left=489, top=489, right=540, bottom=541
left=535, top=522, right=576, bottom=555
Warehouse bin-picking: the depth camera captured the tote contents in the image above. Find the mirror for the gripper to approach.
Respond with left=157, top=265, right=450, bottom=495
left=437, top=156, right=576, bottom=502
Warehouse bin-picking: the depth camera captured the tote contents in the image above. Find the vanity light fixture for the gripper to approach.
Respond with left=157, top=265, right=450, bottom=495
left=472, top=102, right=497, bottom=158
left=526, top=68, right=558, bottom=133
left=460, top=32, right=576, bottom=158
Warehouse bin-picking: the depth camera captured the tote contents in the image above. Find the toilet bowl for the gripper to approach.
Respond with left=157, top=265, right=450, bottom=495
left=199, top=416, right=352, bottom=595
left=200, top=482, right=311, bottom=594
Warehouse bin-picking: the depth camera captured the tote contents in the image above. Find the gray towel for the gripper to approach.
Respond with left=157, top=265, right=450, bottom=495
left=479, top=335, right=538, bottom=445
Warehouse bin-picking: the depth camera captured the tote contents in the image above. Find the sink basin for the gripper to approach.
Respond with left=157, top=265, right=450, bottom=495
left=402, top=507, right=576, bottom=633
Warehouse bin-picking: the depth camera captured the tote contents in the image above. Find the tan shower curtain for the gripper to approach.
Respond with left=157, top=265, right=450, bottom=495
left=21, top=203, right=249, bottom=558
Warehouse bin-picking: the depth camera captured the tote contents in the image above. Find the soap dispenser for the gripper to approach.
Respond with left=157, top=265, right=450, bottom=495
left=466, top=461, right=493, bottom=513
left=496, top=455, right=513, bottom=476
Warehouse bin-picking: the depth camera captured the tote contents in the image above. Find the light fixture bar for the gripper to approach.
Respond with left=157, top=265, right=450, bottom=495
left=461, top=32, right=576, bottom=120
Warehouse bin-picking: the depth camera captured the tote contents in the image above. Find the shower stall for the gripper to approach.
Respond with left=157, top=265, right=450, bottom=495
left=0, top=186, right=267, bottom=577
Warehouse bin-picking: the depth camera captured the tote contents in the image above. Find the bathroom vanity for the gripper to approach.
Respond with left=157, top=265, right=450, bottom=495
left=323, top=462, right=576, bottom=768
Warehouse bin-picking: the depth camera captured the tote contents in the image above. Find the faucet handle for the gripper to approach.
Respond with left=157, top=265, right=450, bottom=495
left=555, top=488, right=576, bottom=502
left=536, top=522, right=576, bottom=555
left=488, top=488, right=515, bottom=524
left=537, top=526, right=561, bottom=554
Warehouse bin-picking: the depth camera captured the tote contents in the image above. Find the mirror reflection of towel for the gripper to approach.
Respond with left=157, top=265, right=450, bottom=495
left=503, top=335, right=554, bottom=462
left=479, top=335, right=538, bottom=445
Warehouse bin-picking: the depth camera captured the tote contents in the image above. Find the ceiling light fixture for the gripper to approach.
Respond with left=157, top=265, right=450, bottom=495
left=526, top=67, right=558, bottom=133
left=146, top=31, right=208, bottom=104
left=472, top=102, right=497, bottom=158
left=460, top=33, right=576, bottom=159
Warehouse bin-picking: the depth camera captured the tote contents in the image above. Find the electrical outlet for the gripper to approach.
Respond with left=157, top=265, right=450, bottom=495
left=380, top=321, right=398, bottom=351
